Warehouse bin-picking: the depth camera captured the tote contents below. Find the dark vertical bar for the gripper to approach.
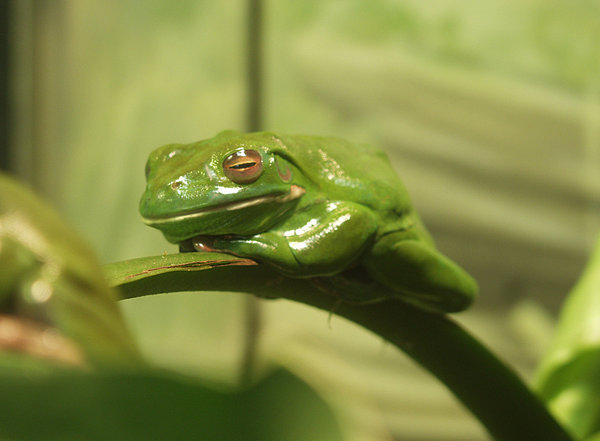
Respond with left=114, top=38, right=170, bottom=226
left=0, top=1, right=10, bottom=171
left=239, top=0, right=264, bottom=386
left=246, top=0, right=262, bottom=132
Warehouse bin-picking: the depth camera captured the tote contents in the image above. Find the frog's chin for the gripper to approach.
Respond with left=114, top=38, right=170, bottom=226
left=143, top=184, right=305, bottom=228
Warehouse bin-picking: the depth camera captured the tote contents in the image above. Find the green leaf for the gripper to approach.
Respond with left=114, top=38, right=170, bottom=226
left=585, top=432, right=600, bottom=441
left=0, top=362, right=343, bottom=441
left=104, top=252, right=258, bottom=288
left=0, top=173, right=141, bottom=368
left=535, top=235, right=600, bottom=439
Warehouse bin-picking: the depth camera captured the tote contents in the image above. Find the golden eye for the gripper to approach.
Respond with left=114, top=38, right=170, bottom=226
left=223, top=149, right=263, bottom=184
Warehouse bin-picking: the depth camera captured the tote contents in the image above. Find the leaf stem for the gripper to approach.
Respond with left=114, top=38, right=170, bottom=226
left=106, top=255, right=574, bottom=441
left=296, top=294, right=574, bottom=441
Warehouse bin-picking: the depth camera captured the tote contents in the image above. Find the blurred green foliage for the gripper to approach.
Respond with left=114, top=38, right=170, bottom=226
left=0, top=361, right=342, bottom=441
left=536, top=235, right=600, bottom=439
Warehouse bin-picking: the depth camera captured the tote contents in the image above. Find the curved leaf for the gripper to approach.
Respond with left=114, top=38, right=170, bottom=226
left=0, top=362, right=343, bottom=441
left=106, top=254, right=573, bottom=441
left=536, top=235, right=600, bottom=439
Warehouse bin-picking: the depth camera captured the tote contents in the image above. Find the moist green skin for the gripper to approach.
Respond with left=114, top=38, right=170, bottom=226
left=140, top=130, right=477, bottom=313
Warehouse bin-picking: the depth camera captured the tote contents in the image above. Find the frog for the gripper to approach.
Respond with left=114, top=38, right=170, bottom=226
left=0, top=173, right=142, bottom=367
left=139, top=130, right=477, bottom=313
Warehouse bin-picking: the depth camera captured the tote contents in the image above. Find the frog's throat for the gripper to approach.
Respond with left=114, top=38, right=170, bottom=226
left=143, top=184, right=305, bottom=226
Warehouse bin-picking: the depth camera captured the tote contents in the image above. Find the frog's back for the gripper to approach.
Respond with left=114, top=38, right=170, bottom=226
left=276, top=133, right=412, bottom=215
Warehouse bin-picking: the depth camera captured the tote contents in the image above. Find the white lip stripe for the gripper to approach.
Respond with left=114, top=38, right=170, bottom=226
left=143, top=185, right=305, bottom=226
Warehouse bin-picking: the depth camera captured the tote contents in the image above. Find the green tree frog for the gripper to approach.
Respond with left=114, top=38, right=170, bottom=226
left=140, top=131, right=477, bottom=313
left=0, top=173, right=141, bottom=366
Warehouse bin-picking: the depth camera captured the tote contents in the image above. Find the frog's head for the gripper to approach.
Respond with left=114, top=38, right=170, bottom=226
left=139, top=130, right=307, bottom=243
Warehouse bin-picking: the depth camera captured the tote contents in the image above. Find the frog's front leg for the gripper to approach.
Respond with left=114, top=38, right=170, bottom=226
left=363, top=232, right=478, bottom=313
left=207, top=201, right=378, bottom=278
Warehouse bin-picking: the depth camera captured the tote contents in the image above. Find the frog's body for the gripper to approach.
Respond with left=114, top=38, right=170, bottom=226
left=140, top=131, right=477, bottom=312
left=0, top=173, right=141, bottom=366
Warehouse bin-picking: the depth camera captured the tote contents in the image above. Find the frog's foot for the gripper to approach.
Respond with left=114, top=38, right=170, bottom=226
left=179, top=235, right=221, bottom=253
left=179, top=235, right=240, bottom=254
left=199, top=233, right=313, bottom=276
left=180, top=233, right=299, bottom=273
left=191, top=235, right=218, bottom=252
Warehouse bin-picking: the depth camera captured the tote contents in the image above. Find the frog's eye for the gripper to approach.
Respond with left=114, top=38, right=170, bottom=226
left=223, top=149, right=263, bottom=184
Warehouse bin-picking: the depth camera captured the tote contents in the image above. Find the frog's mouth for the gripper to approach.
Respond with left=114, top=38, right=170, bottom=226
left=143, top=184, right=305, bottom=227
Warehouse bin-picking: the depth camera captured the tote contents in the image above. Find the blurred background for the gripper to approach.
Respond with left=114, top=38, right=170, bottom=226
left=2, top=1, right=599, bottom=440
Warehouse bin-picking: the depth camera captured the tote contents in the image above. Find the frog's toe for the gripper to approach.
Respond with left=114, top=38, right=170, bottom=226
left=191, top=235, right=219, bottom=252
